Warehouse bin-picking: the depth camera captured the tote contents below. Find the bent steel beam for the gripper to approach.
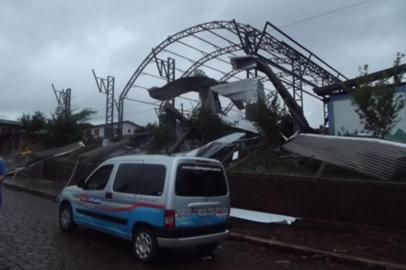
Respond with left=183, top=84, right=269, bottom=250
left=231, top=55, right=312, bottom=132
left=257, top=59, right=312, bottom=132
left=148, top=76, right=220, bottom=100
left=314, top=63, right=406, bottom=96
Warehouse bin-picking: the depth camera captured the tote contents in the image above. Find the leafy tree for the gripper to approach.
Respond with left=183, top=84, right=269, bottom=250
left=246, top=95, right=293, bottom=145
left=187, top=107, right=230, bottom=144
left=145, top=121, right=176, bottom=149
left=45, top=107, right=96, bottom=146
left=393, top=52, right=406, bottom=84
left=351, top=53, right=405, bottom=138
left=19, top=111, right=47, bottom=133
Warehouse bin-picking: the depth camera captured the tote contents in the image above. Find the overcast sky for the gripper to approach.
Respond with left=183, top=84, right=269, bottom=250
left=0, top=0, right=405, bottom=127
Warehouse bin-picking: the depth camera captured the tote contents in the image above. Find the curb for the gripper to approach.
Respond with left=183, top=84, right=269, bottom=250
left=230, top=232, right=406, bottom=270
left=3, top=182, right=58, bottom=200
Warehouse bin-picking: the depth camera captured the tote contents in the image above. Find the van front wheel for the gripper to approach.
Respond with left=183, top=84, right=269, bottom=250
left=59, top=203, right=76, bottom=232
left=133, top=227, right=158, bottom=262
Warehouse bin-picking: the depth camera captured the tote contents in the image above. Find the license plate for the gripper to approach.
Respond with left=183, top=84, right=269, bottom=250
left=194, top=207, right=215, bottom=216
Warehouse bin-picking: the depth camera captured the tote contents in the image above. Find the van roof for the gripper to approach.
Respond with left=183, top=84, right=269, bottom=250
left=105, top=154, right=222, bottom=164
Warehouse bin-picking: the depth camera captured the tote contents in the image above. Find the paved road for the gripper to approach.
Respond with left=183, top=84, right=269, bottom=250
left=0, top=187, right=362, bottom=270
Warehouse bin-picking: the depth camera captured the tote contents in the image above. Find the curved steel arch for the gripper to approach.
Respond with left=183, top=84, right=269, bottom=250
left=119, top=20, right=247, bottom=101
left=220, top=69, right=241, bottom=82
left=119, top=20, right=341, bottom=101
left=220, top=69, right=268, bottom=84
left=181, top=44, right=242, bottom=77
left=117, top=19, right=345, bottom=137
left=180, top=42, right=296, bottom=81
left=117, top=20, right=250, bottom=135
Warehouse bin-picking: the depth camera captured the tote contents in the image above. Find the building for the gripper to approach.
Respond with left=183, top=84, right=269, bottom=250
left=0, top=119, right=21, bottom=154
left=0, top=119, right=19, bottom=135
left=88, top=121, right=143, bottom=139
left=328, top=84, right=406, bottom=142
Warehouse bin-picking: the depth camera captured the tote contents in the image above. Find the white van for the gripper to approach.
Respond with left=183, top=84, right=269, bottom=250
left=58, top=155, right=230, bottom=262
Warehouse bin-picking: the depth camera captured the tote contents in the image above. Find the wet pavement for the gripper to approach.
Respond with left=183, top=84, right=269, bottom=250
left=233, top=218, right=406, bottom=266
left=0, top=187, right=361, bottom=270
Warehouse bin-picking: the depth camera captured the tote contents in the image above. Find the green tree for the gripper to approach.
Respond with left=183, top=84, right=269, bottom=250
left=187, top=107, right=230, bottom=144
left=246, top=95, right=293, bottom=145
left=145, top=121, right=176, bottom=148
left=19, top=111, right=47, bottom=133
left=351, top=53, right=405, bottom=138
left=45, top=107, right=96, bottom=146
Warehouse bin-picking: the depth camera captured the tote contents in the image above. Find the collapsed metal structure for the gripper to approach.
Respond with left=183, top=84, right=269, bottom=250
left=116, top=20, right=348, bottom=138
left=31, top=21, right=404, bottom=183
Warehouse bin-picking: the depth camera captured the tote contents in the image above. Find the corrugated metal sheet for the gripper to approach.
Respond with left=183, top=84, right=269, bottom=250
left=182, top=132, right=245, bottom=158
left=210, top=78, right=265, bottom=107
left=230, top=208, right=296, bottom=224
left=217, top=114, right=259, bottom=134
left=282, top=134, right=406, bottom=180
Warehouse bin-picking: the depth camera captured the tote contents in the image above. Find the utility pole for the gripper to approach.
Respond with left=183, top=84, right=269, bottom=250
left=92, top=69, right=115, bottom=141
left=52, top=84, right=71, bottom=118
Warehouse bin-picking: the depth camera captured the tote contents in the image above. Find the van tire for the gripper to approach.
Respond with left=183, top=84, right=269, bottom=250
left=59, top=202, right=76, bottom=232
left=133, top=227, right=158, bottom=262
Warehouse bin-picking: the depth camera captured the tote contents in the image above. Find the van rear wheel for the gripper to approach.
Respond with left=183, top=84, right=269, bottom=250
left=133, top=227, right=158, bottom=262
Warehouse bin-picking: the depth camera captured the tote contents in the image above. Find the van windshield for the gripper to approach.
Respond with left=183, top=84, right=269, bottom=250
left=175, top=163, right=227, bottom=197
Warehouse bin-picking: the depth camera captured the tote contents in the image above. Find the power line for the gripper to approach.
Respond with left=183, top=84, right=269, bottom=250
left=279, top=0, right=372, bottom=28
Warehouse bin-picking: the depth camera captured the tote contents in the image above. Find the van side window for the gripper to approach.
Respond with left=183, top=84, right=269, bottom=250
left=85, top=165, right=113, bottom=190
left=113, top=164, right=166, bottom=196
left=113, top=164, right=142, bottom=193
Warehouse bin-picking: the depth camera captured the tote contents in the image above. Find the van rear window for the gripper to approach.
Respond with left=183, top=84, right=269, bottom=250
left=175, top=163, right=227, bottom=197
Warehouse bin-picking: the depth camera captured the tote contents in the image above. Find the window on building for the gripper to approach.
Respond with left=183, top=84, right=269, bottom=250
left=94, top=128, right=100, bottom=136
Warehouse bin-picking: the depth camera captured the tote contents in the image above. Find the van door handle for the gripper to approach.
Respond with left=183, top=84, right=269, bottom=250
left=105, top=192, right=113, bottom=199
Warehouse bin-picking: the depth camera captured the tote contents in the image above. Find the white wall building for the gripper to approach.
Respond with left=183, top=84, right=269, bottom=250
left=328, top=85, right=406, bottom=142
left=88, top=121, right=143, bottom=139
